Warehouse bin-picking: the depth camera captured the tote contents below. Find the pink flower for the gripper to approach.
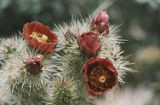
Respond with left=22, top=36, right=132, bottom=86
left=91, top=10, right=109, bottom=34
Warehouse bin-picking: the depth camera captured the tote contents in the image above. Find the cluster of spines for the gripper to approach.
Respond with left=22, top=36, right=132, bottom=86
left=58, top=25, right=93, bottom=104
left=0, top=36, right=27, bottom=68
left=50, top=75, right=78, bottom=105
left=0, top=36, right=63, bottom=105
left=98, top=25, right=134, bottom=83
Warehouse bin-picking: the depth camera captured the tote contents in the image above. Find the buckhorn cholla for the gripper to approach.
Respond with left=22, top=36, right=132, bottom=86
left=0, top=10, right=133, bottom=105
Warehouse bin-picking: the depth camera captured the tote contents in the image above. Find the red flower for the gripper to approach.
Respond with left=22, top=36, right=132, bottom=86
left=82, top=58, right=118, bottom=96
left=22, top=21, right=58, bottom=53
left=25, top=55, right=43, bottom=75
left=91, top=10, right=109, bottom=34
left=77, top=32, right=102, bottom=57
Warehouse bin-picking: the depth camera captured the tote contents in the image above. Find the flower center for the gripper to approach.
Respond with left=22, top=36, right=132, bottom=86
left=87, top=64, right=111, bottom=92
left=99, top=75, right=106, bottom=83
left=30, top=32, right=48, bottom=43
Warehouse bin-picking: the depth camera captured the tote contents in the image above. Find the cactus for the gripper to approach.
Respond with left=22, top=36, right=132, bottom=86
left=0, top=10, right=133, bottom=105
left=51, top=75, right=78, bottom=105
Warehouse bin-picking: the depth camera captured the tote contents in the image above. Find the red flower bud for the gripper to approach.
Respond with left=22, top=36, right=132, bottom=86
left=91, top=10, right=109, bottom=34
left=77, top=32, right=102, bottom=57
left=82, top=58, right=118, bottom=96
left=25, top=55, right=43, bottom=75
left=22, top=21, right=58, bottom=53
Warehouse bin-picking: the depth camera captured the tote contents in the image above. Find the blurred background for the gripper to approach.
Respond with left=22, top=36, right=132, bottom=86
left=0, top=0, right=159, bottom=104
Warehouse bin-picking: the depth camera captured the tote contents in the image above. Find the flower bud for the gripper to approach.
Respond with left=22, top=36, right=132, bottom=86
left=77, top=32, right=102, bottom=57
left=91, top=10, right=109, bottom=34
left=25, top=55, right=43, bottom=75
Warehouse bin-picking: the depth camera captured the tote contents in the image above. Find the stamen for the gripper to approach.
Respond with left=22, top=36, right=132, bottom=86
left=87, top=64, right=110, bottom=92
left=99, top=75, right=106, bottom=83
left=30, top=32, right=48, bottom=43
left=41, top=35, right=48, bottom=42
